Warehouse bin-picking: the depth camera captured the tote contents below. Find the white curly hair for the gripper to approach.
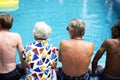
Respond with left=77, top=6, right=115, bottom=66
left=32, top=22, right=52, bottom=39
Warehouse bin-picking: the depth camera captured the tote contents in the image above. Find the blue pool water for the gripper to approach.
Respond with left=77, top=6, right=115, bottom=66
left=0, top=0, right=119, bottom=79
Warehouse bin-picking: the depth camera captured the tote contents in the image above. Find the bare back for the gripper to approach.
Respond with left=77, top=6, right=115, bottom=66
left=0, top=31, right=23, bottom=73
left=104, top=39, right=120, bottom=77
left=59, top=39, right=94, bottom=76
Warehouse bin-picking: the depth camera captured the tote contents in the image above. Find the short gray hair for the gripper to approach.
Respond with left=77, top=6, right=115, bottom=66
left=32, top=22, right=52, bottom=39
left=68, top=18, right=85, bottom=36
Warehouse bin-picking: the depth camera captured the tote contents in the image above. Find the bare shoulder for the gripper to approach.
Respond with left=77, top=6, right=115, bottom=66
left=107, top=39, right=120, bottom=45
left=10, top=32, right=22, bottom=43
left=104, top=39, right=112, bottom=42
left=103, top=39, right=115, bottom=45
left=60, top=40, right=69, bottom=45
left=88, top=41, right=94, bottom=45
left=86, top=41, right=94, bottom=47
left=11, top=32, right=20, bottom=36
left=59, top=40, right=71, bottom=50
left=85, top=41, right=94, bottom=53
left=11, top=32, right=21, bottom=38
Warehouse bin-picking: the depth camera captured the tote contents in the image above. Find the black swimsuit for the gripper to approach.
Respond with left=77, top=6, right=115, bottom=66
left=0, top=64, right=25, bottom=80
left=56, top=67, right=90, bottom=80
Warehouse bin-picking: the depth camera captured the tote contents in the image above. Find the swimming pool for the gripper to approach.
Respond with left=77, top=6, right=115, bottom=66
left=0, top=0, right=119, bottom=79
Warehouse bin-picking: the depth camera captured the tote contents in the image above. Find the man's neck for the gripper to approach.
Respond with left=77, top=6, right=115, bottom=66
left=0, top=29, right=9, bottom=32
left=72, top=36, right=82, bottom=40
left=112, top=36, right=120, bottom=39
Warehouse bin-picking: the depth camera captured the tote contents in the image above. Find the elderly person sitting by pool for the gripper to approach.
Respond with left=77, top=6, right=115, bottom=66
left=57, top=18, right=94, bottom=80
left=22, top=22, right=58, bottom=80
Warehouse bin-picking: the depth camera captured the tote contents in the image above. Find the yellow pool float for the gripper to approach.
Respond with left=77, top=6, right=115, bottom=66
left=0, top=0, right=19, bottom=8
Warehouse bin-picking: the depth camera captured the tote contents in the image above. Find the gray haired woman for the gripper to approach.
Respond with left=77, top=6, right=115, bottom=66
left=22, top=22, right=58, bottom=80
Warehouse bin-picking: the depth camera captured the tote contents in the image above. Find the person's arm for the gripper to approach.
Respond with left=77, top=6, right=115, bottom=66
left=92, top=40, right=107, bottom=76
left=59, top=40, right=67, bottom=62
left=59, top=41, right=63, bottom=62
left=17, top=34, right=27, bottom=74
left=51, top=61, right=57, bottom=69
left=51, top=47, right=58, bottom=69
left=59, top=50, right=62, bottom=62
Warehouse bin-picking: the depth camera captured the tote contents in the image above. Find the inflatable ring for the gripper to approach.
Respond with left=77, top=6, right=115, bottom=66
left=0, top=0, right=19, bottom=8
